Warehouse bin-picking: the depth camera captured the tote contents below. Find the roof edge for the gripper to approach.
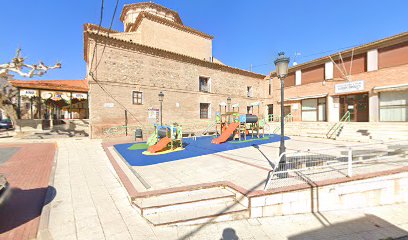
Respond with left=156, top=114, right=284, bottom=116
left=269, top=31, right=408, bottom=77
left=128, top=11, right=214, bottom=40
left=120, top=2, right=183, bottom=24
left=84, top=31, right=265, bottom=79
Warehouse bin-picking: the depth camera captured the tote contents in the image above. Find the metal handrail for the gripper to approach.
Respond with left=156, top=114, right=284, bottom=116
left=326, top=111, right=351, bottom=139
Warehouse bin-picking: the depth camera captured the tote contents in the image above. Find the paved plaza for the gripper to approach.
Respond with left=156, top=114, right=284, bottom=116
left=0, top=137, right=407, bottom=239
left=36, top=138, right=408, bottom=239
left=0, top=143, right=56, bottom=240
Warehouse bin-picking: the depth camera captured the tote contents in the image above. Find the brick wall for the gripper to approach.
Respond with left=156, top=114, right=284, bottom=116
left=138, top=19, right=212, bottom=60
left=273, top=63, right=408, bottom=121
left=87, top=40, right=269, bottom=138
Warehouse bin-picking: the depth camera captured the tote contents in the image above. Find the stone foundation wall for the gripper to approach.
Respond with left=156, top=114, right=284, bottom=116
left=249, top=172, right=408, bottom=218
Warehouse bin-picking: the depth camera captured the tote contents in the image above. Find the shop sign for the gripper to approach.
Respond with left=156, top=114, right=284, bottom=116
left=335, top=80, right=365, bottom=94
left=72, top=93, right=87, bottom=99
left=41, top=91, right=70, bottom=101
left=20, top=89, right=38, bottom=97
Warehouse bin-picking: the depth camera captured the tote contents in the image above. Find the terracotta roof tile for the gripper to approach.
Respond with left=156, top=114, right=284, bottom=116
left=9, top=79, right=89, bottom=92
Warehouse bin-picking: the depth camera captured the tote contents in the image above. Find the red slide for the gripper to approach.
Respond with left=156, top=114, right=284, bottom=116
left=212, top=122, right=239, bottom=144
left=148, top=137, right=171, bottom=153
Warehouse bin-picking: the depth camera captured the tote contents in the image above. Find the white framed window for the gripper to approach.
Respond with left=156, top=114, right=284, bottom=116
left=295, top=70, right=302, bottom=85
left=247, top=86, right=253, bottom=97
left=199, top=76, right=211, bottom=93
left=325, top=61, right=334, bottom=80
left=200, top=103, right=211, bottom=119
left=132, top=91, right=143, bottom=105
left=367, top=49, right=378, bottom=72
left=379, top=90, right=408, bottom=121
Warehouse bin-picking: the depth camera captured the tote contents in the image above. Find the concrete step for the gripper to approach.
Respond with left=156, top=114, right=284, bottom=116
left=144, top=199, right=248, bottom=226
left=134, top=187, right=236, bottom=215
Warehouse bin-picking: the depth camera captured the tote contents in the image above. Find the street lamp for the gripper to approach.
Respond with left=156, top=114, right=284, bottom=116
left=158, top=91, right=164, bottom=126
left=274, top=52, right=290, bottom=164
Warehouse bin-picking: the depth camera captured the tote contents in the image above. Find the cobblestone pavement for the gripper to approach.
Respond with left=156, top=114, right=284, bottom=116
left=42, top=138, right=408, bottom=240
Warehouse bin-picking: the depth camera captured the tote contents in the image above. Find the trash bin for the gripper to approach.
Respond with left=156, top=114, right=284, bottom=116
left=135, top=128, right=143, bottom=141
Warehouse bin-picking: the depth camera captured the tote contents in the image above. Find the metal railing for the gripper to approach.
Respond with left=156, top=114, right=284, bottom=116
left=326, top=111, right=350, bottom=139
left=264, top=140, right=408, bottom=190
left=267, top=113, right=294, bottom=134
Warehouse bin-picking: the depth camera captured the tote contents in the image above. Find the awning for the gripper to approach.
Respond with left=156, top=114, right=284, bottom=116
left=231, top=103, right=239, bottom=108
left=278, top=93, right=328, bottom=102
left=373, top=83, right=408, bottom=93
left=219, top=102, right=227, bottom=106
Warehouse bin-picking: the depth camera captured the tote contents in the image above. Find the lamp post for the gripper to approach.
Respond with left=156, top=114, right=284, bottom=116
left=274, top=52, right=290, bottom=164
left=158, top=91, right=164, bottom=126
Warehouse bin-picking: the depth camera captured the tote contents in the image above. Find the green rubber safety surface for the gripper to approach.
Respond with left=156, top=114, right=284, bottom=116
left=127, top=143, right=149, bottom=150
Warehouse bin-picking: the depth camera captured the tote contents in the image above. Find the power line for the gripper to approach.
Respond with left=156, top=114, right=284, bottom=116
left=250, top=42, right=365, bottom=70
left=94, top=0, right=120, bottom=70
left=89, top=0, right=104, bottom=72
left=88, top=0, right=144, bottom=126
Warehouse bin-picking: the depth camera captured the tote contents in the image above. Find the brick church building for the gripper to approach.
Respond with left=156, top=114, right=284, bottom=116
left=84, top=2, right=269, bottom=138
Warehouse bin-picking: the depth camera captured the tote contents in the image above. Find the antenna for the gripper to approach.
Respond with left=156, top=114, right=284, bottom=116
left=293, top=52, right=301, bottom=66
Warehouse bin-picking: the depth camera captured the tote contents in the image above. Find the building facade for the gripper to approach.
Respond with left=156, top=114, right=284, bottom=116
left=84, top=2, right=269, bottom=138
left=271, top=32, right=408, bottom=123
left=9, top=79, right=89, bottom=130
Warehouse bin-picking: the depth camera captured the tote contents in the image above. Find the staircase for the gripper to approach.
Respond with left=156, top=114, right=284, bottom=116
left=336, top=122, right=408, bottom=142
left=265, top=122, right=408, bottom=142
left=133, top=186, right=248, bottom=226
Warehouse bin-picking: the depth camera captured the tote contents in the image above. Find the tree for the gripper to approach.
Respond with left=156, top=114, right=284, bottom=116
left=0, top=49, right=61, bottom=125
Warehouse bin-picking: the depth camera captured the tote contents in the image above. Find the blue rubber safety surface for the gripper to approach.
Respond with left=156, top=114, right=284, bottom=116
left=114, top=134, right=289, bottom=166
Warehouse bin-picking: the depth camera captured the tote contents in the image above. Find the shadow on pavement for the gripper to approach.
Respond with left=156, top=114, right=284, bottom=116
left=288, top=214, right=407, bottom=240
left=0, top=186, right=56, bottom=235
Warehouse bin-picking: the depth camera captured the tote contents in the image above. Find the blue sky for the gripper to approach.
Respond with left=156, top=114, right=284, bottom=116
left=1, top=0, right=407, bottom=80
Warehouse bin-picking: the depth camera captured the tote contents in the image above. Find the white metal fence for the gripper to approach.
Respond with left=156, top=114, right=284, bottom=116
left=264, top=140, right=408, bottom=190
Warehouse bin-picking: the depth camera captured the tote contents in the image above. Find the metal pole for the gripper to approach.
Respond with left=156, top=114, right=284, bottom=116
left=279, top=77, right=286, bottom=163
left=17, top=87, right=21, bottom=119
left=125, top=110, right=128, bottom=136
left=70, top=92, right=73, bottom=119
left=160, top=101, right=163, bottom=126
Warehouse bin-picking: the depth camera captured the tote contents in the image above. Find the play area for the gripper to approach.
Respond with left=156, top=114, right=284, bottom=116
left=114, top=101, right=285, bottom=166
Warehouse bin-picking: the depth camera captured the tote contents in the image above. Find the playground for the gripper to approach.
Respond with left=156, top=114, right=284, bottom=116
left=114, top=134, right=285, bottom=166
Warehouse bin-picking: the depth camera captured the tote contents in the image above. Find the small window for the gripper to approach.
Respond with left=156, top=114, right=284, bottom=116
left=268, top=78, right=272, bottom=95
left=199, top=77, right=210, bottom=93
left=247, top=86, right=253, bottom=97
left=132, top=91, right=143, bottom=105
left=200, top=103, right=210, bottom=119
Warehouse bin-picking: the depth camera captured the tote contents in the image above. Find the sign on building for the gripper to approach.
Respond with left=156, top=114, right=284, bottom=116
left=335, top=80, right=365, bottom=94
left=20, top=89, right=38, bottom=97
left=72, top=93, right=87, bottom=99
left=148, top=108, right=159, bottom=124
left=104, top=103, right=114, bottom=108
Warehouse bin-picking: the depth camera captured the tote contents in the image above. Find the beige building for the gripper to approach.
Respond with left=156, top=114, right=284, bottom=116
left=84, top=2, right=268, bottom=138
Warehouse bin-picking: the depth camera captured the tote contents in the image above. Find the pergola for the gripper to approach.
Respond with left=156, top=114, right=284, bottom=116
left=9, top=80, right=89, bottom=121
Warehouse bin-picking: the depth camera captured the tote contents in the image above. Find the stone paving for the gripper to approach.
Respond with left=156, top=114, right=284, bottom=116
left=0, top=143, right=56, bottom=240
left=43, top=138, right=408, bottom=240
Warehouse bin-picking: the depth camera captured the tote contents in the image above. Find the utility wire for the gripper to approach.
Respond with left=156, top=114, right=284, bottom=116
left=250, top=42, right=364, bottom=70
left=88, top=0, right=144, bottom=126
left=89, top=0, right=104, bottom=72
left=94, top=0, right=120, bottom=70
